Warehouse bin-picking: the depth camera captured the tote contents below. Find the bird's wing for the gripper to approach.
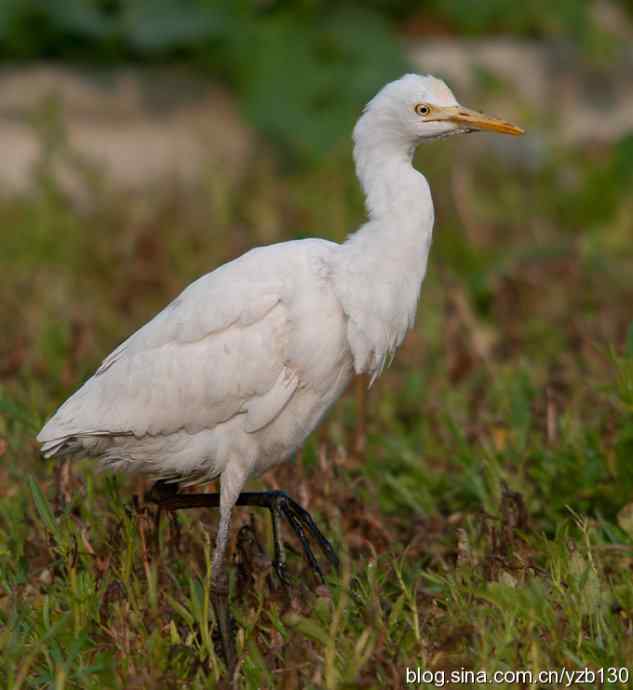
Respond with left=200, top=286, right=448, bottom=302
left=38, top=269, right=297, bottom=445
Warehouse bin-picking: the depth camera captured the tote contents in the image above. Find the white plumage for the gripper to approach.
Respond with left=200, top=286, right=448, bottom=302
left=41, top=239, right=351, bottom=487
left=37, top=76, right=521, bottom=668
left=39, top=76, right=465, bottom=486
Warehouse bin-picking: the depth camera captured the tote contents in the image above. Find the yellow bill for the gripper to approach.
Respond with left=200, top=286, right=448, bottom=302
left=435, top=105, right=524, bottom=136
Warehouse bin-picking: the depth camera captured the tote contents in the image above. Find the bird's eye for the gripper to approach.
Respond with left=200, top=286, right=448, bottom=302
left=415, top=104, right=431, bottom=116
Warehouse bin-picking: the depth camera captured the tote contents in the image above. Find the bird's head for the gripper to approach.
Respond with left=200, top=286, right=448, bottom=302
left=356, top=73, right=524, bottom=148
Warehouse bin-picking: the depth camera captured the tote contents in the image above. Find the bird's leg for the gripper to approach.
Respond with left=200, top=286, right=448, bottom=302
left=210, top=503, right=238, bottom=678
left=268, top=499, right=290, bottom=585
left=146, top=488, right=338, bottom=585
left=145, top=479, right=180, bottom=503
left=145, top=484, right=238, bottom=674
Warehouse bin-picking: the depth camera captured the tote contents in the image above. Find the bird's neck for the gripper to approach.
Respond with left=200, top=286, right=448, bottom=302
left=355, top=135, right=416, bottom=217
left=333, top=136, right=435, bottom=378
left=351, top=132, right=435, bottom=280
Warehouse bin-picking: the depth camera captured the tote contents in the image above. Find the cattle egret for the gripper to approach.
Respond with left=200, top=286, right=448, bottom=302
left=38, top=74, right=523, bottom=673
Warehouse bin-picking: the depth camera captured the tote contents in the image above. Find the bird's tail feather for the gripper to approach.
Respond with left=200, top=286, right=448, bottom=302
left=38, top=430, right=122, bottom=459
left=40, top=436, right=83, bottom=458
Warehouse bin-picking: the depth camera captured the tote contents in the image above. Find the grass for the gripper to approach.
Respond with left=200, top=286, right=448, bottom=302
left=1, top=120, right=633, bottom=689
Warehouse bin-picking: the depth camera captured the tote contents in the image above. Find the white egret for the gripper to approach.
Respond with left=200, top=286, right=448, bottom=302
left=37, top=74, right=523, bottom=672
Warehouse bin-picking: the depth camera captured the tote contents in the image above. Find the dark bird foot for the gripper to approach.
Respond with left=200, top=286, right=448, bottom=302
left=145, top=484, right=339, bottom=585
left=242, top=490, right=340, bottom=585
left=144, top=482, right=337, bottom=682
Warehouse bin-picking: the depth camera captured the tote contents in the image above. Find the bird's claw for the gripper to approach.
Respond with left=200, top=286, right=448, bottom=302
left=267, top=490, right=339, bottom=585
left=272, top=558, right=292, bottom=586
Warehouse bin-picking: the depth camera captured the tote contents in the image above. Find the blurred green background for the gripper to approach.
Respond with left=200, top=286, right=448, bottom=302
left=1, top=0, right=631, bottom=159
left=2, top=2, right=633, bottom=688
